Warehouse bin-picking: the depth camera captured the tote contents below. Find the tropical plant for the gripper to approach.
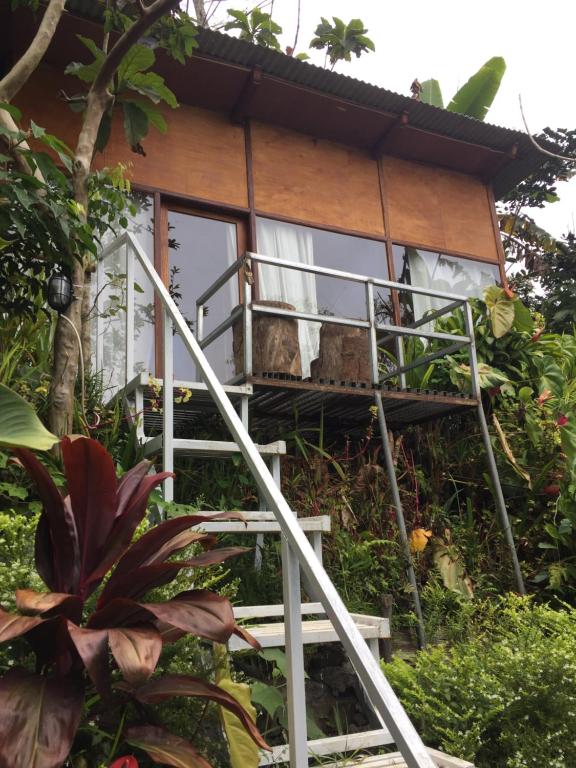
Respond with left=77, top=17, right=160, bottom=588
left=224, top=8, right=282, bottom=50
left=420, top=56, right=506, bottom=120
left=0, top=434, right=267, bottom=767
left=309, top=17, right=375, bottom=69
left=384, top=596, right=576, bottom=767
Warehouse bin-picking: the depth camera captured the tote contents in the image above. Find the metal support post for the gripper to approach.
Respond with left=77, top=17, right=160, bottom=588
left=366, top=281, right=380, bottom=384
left=162, top=308, right=174, bottom=504
left=275, top=455, right=308, bottom=768
left=374, top=392, right=426, bottom=648
left=243, top=261, right=253, bottom=377
left=463, top=303, right=526, bottom=595
left=125, top=241, right=135, bottom=388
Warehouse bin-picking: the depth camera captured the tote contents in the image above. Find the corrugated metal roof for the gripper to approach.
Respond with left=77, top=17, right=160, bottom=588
left=62, top=2, right=546, bottom=197
left=192, top=28, right=545, bottom=197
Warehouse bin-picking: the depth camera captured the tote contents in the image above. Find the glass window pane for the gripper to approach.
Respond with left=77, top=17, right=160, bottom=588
left=168, top=212, right=239, bottom=381
left=255, top=217, right=390, bottom=377
left=392, top=244, right=500, bottom=325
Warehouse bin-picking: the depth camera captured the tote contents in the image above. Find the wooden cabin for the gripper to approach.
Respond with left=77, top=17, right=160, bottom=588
left=5, top=5, right=545, bottom=433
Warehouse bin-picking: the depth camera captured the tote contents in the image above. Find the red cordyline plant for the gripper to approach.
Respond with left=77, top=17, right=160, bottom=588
left=0, top=436, right=267, bottom=767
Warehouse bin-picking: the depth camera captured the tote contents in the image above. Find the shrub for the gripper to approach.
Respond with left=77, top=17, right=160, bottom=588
left=384, top=596, right=576, bottom=768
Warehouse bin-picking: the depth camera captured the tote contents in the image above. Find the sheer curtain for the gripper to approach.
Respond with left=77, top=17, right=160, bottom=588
left=256, top=218, right=319, bottom=377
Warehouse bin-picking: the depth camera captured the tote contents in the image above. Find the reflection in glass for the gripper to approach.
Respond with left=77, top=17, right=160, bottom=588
left=168, top=213, right=238, bottom=381
left=256, top=218, right=390, bottom=377
left=392, top=245, right=500, bottom=327
left=95, top=194, right=155, bottom=394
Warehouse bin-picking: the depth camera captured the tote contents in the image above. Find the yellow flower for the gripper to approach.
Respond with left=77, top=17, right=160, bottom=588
left=410, top=528, right=433, bottom=553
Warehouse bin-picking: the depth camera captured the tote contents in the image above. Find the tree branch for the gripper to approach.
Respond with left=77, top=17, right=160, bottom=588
left=519, top=95, right=576, bottom=164
left=93, top=0, right=181, bottom=94
left=0, top=107, right=43, bottom=181
left=0, top=0, right=67, bottom=102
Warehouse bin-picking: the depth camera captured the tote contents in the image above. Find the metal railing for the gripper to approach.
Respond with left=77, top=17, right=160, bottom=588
left=96, top=232, right=439, bottom=768
left=195, top=251, right=475, bottom=390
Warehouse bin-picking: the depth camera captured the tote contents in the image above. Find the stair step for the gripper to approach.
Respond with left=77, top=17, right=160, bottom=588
left=193, top=511, right=331, bottom=534
left=229, top=614, right=389, bottom=650
left=142, top=436, right=286, bottom=458
left=125, top=372, right=254, bottom=399
left=317, top=750, right=474, bottom=768
left=259, top=729, right=394, bottom=766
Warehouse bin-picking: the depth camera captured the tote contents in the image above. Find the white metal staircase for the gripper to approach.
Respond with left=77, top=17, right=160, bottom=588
left=94, top=230, right=525, bottom=768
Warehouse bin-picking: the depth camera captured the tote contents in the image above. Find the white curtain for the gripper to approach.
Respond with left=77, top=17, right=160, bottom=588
left=256, top=219, right=319, bottom=377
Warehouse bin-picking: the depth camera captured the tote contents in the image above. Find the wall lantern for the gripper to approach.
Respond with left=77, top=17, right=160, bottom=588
left=47, top=273, right=73, bottom=313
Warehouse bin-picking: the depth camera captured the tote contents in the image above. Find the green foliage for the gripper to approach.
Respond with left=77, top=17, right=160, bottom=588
left=447, top=56, right=506, bottom=120
left=420, top=79, right=444, bottom=108
left=0, top=384, right=58, bottom=450
left=66, top=37, right=182, bottom=154
left=309, top=17, right=375, bottom=68
left=385, top=596, right=576, bottom=767
left=421, top=57, right=506, bottom=121
left=225, top=8, right=282, bottom=50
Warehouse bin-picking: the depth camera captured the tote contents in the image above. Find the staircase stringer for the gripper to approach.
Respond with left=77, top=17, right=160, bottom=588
left=126, top=231, right=436, bottom=768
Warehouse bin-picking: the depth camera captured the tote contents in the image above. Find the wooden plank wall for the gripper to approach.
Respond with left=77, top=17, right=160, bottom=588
left=14, top=65, right=500, bottom=265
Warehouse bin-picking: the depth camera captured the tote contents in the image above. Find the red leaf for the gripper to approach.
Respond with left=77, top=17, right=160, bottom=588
left=109, top=758, right=139, bottom=768
left=116, top=460, right=153, bottom=519
left=125, top=726, right=212, bottom=768
left=142, top=590, right=235, bottom=644
left=0, top=669, right=84, bottom=768
left=67, top=623, right=110, bottom=695
left=16, top=590, right=82, bottom=624
left=61, top=437, right=118, bottom=591
left=99, top=547, right=249, bottom=607
left=133, top=675, right=268, bottom=749
left=14, top=448, right=79, bottom=593
left=88, top=599, right=153, bottom=630
left=85, top=471, right=173, bottom=590
left=108, top=625, right=162, bottom=687
left=0, top=607, right=43, bottom=643
left=111, top=513, right=245, bottom=581
left=231, top=623, right=261, bottom=651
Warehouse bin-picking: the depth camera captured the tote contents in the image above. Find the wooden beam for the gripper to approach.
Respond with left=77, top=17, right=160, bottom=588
left=482, top=142, right=518, bottom=183
left=371, top=111, right=409, bottom=158
left=231, top=65, right=262, bottom=124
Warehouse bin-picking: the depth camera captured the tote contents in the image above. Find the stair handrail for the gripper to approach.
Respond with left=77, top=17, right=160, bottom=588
left=113, top=230, right=437, bottom=768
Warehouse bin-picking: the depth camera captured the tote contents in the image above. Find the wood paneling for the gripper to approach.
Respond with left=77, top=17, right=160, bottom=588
left=251, top=121, right=385, bottom=236
left=382, top=156, right=499, bottom=262
left=15, top=66, right=248, bottom=208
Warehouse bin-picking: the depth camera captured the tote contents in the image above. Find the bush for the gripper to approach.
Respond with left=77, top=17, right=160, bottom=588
left=384, top=596, right=576, bottom=768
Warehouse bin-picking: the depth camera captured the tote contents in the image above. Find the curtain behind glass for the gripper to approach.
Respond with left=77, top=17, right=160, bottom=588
left=256, top=218, right=319, bottom=377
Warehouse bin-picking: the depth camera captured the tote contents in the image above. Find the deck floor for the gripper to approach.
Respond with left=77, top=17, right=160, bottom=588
left=141, top=373, right=476, bottom=438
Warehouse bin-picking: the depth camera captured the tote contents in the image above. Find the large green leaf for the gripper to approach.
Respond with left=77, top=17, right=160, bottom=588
left=215, top=644, right=260, bottom=768
left=484, top=285, right=515, bottom=338
left=117, top=44, right=156, bottom=86
left=447, top=56, right=506, bottom=120
left=0, top=384, right=58, bottom=450
left=513, top=298, right=534, bottom=334
left=420, top=79, right=444, bottom=108
left=122, top=101, right=149, bottom=148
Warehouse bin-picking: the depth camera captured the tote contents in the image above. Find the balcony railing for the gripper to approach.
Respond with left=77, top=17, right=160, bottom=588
left=195, top=251, right=475, bottom=393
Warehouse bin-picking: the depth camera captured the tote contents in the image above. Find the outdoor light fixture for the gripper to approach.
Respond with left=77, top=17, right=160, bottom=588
left=47, top=272, right=73, bottom=313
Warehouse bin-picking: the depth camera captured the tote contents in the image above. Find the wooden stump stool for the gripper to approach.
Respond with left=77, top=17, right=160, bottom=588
left=310, top=323, right=371, bottom=384
left=233, top=300, right=302, bottom=377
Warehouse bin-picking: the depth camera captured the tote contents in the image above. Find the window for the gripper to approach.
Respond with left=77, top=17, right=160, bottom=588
left=392, top=245, right=500, bottom=326
left=255, top=218, right=390, bottom=377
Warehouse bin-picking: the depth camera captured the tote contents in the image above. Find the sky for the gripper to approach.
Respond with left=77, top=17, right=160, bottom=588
left=207, top=0, right=576, bottom=239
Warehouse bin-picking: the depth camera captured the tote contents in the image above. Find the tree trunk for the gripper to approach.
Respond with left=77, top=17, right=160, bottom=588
left=49, top=90, right=111, bottom=435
